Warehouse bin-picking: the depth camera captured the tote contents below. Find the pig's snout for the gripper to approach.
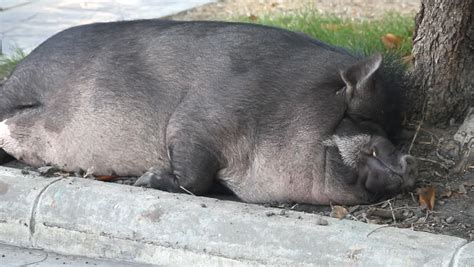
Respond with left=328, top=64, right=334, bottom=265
left=362, top=152, right=417, bottom=197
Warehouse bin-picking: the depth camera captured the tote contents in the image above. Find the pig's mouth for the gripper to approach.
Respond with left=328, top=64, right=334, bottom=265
left=375, top=156, right=404, bottom=176
left=362, top=154, right=417, bottom=199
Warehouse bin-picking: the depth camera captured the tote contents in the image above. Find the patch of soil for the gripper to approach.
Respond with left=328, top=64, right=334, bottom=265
left=168, top=0, right=420, bottom=21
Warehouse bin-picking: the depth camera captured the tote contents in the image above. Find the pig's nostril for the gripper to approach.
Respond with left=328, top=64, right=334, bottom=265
left=400, top=155, right=416, bottom=172
left=405, top=155, right=416, bottom=164
left=400, top=155, right=417, bottom=174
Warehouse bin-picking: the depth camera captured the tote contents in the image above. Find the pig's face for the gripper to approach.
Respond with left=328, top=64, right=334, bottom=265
left=325, top=131, right=416, bottom=204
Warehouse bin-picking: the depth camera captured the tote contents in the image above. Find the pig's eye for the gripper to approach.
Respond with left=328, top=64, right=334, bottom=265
left=362, top=147, right=377, bottom=157
left=371, top=148, right=377, bottom=158
left=336, top=86, right=346, bottom=96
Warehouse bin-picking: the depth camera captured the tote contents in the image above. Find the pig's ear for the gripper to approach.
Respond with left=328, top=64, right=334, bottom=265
left=340, top=53, right=382, bottom=102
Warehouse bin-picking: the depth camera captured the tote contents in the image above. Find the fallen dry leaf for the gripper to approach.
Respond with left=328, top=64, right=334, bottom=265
left=464, top=181, right=474, bottom=187
left=458, top=184, right=467, bottom=194
left=248, top=14, right=259, bottom=21
left=417, top=186, right=436, bottom=210
left=402, top=54, right=413, bottom=66
left=54, top=171, right=70, bottom=178
left=348, top=248, right=363, bottom=260
left=381, top=33, right=402, bottom=49
left=322, top=23, right=341, bottom=31
left=315, top=218, right=329, bottom=226
left=366, top=207, right=406, bottom=220
left=440, top=189, right=452, bottom=198
left=95, top=175, right=116, bottom=181
left=330, top=205, right=348, bottom=219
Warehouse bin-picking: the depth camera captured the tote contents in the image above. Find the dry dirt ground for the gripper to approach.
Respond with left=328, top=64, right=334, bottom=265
left=168, top=0, right=420, bottom=20
left=5, top=0, right=474, bottom=241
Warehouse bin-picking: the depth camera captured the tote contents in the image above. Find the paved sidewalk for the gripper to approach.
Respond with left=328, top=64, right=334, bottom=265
left=0, top=0, right=215, bottom=55
left=0, top=166, right=473, bottom=266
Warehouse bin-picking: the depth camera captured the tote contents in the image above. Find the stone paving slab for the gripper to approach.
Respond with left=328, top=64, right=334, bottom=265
left=0, top=0, right=215, bottom=55
left=0, top=243, right=153, bottom=266
left=0, top=166, right=472, bottom=266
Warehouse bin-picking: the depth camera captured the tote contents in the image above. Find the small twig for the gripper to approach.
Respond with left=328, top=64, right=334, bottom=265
left=290, top=203, right=298, bottom=210
left=348, top=213, right=360, bottom=222
left=432, top=136, right=455, bottom=167
left=450, top=148, right=471, bottom=174
left=450, top=138, right=474, bottom=174
left=415, top=157, right=450, bottom=170
left=418, top=141, right=433, bottom=145
left=83, top=167, right=95, bottom=178
left=366, top=225, right=391, bottom=237
left=179, top=186, right=195, bottom=196
left=366, top=207, right=406, bottom=220
left=435, top=149, right=456, bottom=166
left=418, top=210, right=431, bottom=223
left=408, top=122, right=422, bottom=154
left=418, top=127, right=440, bottom=141
left=416, top=129, right=435, bottom=145
left=25, top=252, right=48, bottom=266
left=391, top=206, right=420, bottom=211
left=410, top=192, right=417, bottom=204
left=363, top=196, right=397, bottom=208
left=387, top=200, right=397, bottom=224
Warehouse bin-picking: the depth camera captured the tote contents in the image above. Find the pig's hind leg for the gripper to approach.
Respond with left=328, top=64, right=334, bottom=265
left=135, top=139, right=220, bottom=195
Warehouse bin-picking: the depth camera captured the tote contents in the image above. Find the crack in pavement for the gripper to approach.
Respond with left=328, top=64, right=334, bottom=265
left=449, top=240, right=470, bottom=267
left=28, top=178, right=64, bottom=242
left=40, top=221, right=268, bottom=265
left=0, top=1, right=32, bottom=12
left=23, top=251, right=48, bottom=267
left=1, top=14, right=39, bottom=35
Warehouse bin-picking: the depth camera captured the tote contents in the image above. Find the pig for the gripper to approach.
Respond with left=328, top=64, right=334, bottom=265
left=0, top=19, right=416, bottom=205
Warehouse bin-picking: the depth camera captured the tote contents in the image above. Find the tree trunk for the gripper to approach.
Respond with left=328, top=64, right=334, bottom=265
left=411, top=0, right=474, bottom=125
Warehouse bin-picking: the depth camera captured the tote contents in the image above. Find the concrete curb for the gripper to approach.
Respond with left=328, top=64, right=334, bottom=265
left=0, top=243, right=152, bottom=266
left=0, top=166, right=472, bottom=266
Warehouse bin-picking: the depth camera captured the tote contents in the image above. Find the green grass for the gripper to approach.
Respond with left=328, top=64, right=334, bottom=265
left=0, top=49, right=25, bottom=80
left=236, top=11, right=414, bottom=57
left=0, top=12, right=414, bottom=81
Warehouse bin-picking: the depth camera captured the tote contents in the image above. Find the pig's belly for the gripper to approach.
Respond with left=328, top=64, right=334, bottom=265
left=217, top=149, right=331, bottom=205
left=0, top=108, right=169, bottom=176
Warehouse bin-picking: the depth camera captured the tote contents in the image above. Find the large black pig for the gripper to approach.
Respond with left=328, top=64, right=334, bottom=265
left=0, top=20, right=416, bottom=204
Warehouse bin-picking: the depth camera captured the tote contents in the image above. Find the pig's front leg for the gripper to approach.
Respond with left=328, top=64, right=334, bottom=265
left=135, top=135, right=221, bottom=196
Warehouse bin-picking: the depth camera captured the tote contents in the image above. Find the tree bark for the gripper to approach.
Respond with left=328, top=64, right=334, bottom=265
left=411, top=0, right=474, bottom=124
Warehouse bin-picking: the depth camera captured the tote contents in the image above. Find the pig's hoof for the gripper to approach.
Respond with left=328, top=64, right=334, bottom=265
left=134, top=170, right=154, bottom=187
left=134, top=167, right=180, bottom=192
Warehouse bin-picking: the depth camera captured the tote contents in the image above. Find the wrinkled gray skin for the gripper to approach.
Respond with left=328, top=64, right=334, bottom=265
left=0, top=20, right=416, bottom=205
